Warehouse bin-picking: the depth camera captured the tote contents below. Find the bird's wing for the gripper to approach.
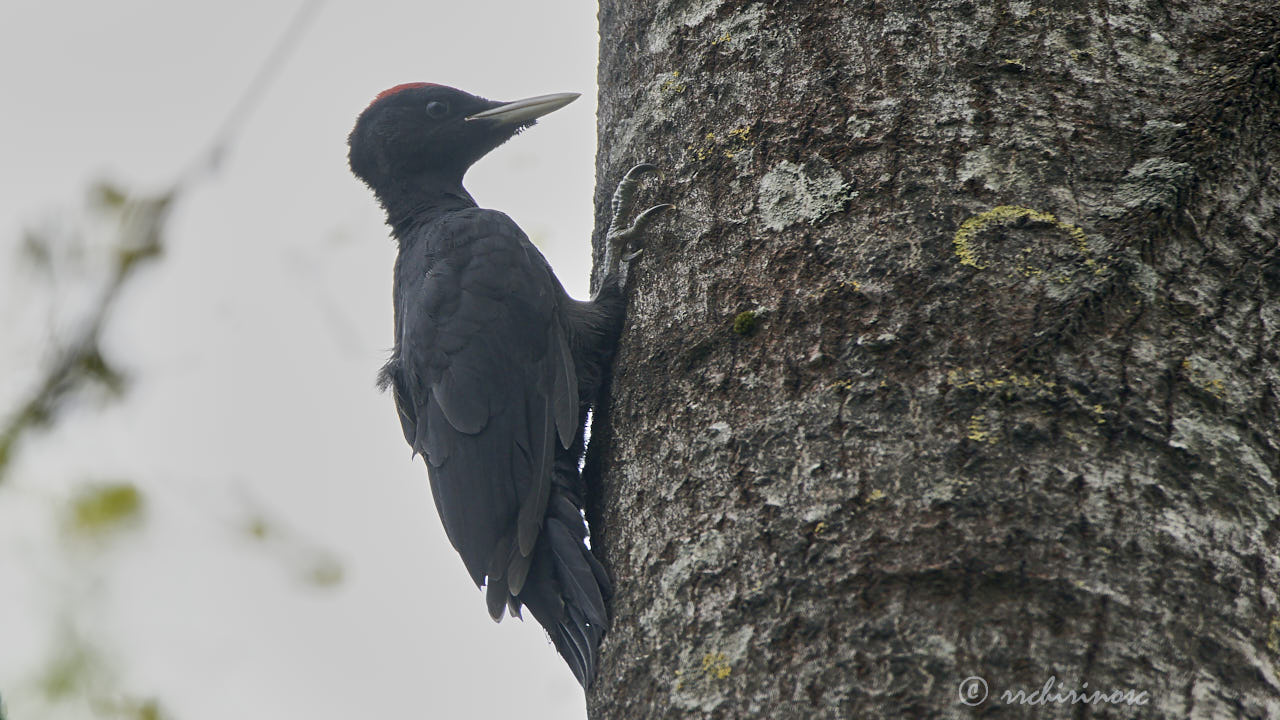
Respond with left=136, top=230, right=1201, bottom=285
left=390, top=209, right=578, bottom=591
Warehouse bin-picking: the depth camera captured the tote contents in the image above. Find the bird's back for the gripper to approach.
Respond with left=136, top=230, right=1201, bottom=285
left=386, top=208, right=573, bottom=580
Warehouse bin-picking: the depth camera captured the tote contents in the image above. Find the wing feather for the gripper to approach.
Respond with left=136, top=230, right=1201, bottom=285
left=385, top=208, right=579, bottom=593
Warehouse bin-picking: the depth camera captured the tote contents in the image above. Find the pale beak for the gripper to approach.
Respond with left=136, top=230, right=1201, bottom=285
left=465, top=92, right=580, bottom=125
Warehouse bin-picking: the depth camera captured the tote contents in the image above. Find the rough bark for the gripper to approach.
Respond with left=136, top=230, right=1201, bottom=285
left=586, top=1, right=1280, bottom=718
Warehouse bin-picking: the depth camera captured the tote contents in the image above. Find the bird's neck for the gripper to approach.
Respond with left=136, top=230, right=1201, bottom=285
left=382, top=172, right=477, bottom=238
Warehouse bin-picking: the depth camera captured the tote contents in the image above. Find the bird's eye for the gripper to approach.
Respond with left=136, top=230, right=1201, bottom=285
left=426, top=101, right=450, bottom=119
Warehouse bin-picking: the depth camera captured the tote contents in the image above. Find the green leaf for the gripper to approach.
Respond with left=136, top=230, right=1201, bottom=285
left=39, top=642, right=98, bottom=701
left=131, top=698, right=164, bottom=720
left=69, top=482, right=144, bottom=535
left=307, top=555, right=345, bottom=588
left=89, top=181, right=129, bottom=209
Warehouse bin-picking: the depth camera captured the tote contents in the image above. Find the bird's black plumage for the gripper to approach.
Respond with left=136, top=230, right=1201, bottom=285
left=348, top=83, right=658, bottom=686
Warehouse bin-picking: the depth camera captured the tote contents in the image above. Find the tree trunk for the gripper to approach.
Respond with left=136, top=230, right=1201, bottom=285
left=586, top=1, right=1280, bottom=718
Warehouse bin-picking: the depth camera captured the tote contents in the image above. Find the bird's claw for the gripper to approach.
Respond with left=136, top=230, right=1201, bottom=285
left=611, top=203, right=672, bottom=243
left=609, top=163, right=659, bottom=225
left=604, top=164, right=669, bottom=284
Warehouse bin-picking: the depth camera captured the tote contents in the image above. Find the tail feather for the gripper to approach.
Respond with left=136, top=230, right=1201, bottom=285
left=485, top=575, right=508, bottom=621
left=485, top=425, right=611, bottom=686
left=547, top=519, right=608, bottom=628
left=515, top=510, right=611, bottom=687
left=563, top=602, right=601, bottom=682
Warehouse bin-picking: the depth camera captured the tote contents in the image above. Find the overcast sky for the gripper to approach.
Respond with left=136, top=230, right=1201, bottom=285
left=0, top=1, right=604, bottom=718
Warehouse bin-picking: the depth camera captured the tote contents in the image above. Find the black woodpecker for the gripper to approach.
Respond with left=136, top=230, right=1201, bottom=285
left=347, top=83, right=666, bottom=687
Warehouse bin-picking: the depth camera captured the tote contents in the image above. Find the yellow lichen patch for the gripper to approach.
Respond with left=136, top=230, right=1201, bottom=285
left=966, top=413, right=998, bottom=444
left=688, top=126, right=754, bottom=162
left=711, top=32, right=732, bottom=45
left=687, top=132, right=717, bottom=161
left=947, top=368, right=1058, bottom=395
left=830, top=378, right=855, bottom=392
left=1013, top=6, right=1051, bottom=24
left=952, top=205, right=1092, bottom=271
left=723, top=126, right=751, bottom=159
left=814, top=280, right=862, bottom=303
left=949, top=367, right=1107, bottom=427
left=661, top=71, right=687, bottom=94
left=813, top=521, right=827, bottom=535
left=1181, top=357, right=1228, bottom=401
left=701, top=652, right=731, bottom=680
left=866, top=489, right=886, bottom=503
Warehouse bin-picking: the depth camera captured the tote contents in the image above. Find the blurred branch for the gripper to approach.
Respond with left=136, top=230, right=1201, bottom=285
left=36, top=621, right=169, bottom=720
left=0, top=191, right=170, bottom=481
left=0, top=0, right=325, bottom=483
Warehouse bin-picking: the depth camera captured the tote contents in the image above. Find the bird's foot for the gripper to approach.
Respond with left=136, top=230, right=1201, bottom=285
left=603, top=163, right=670, bottom=286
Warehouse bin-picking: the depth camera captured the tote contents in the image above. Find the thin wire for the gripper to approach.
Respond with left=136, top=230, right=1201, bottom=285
left=180, top=0, right=327, bottom=186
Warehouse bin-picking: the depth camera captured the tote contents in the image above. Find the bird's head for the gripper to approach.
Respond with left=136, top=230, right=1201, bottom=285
left=348, top=83, right=578, bottom=198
